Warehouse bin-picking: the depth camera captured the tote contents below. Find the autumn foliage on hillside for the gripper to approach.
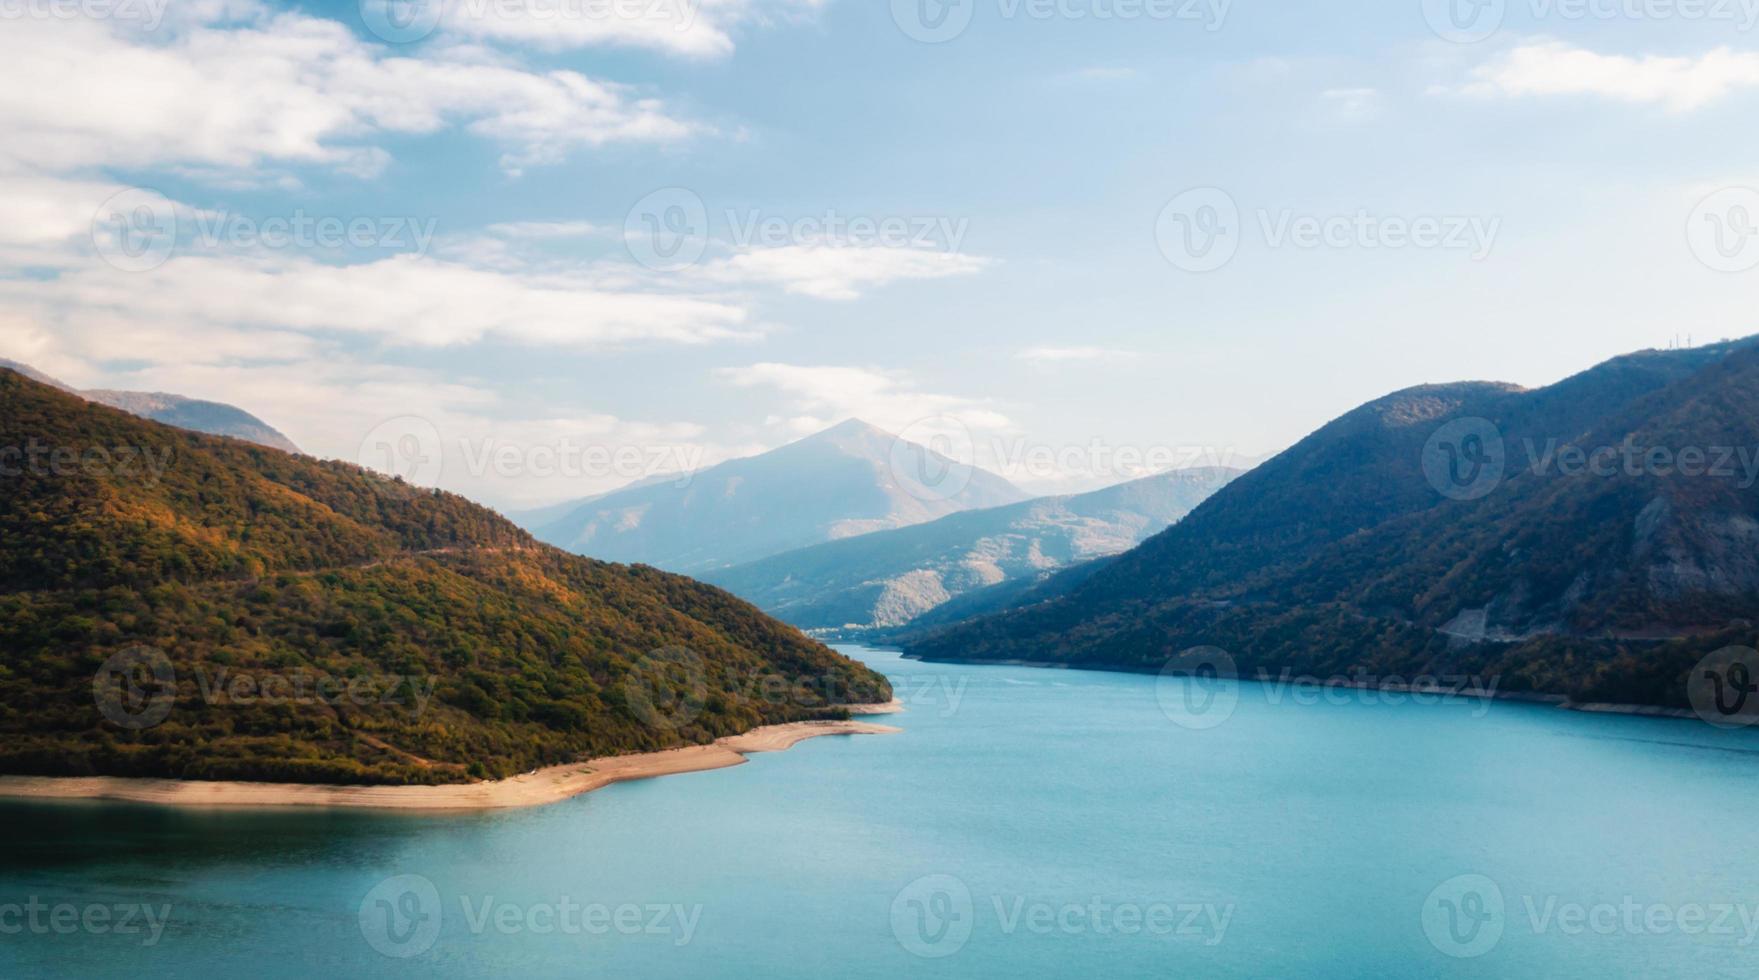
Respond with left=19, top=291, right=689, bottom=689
left=0, top=370, right=889, bottom=784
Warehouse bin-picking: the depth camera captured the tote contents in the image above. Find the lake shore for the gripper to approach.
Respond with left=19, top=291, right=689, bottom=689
left=897, top=653, right=1707, bottom=722
left=0, top=709, right=903, bottom=812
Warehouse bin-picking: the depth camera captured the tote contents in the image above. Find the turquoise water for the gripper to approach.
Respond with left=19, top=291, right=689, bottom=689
left=3, top=646, right=1758, bottom=978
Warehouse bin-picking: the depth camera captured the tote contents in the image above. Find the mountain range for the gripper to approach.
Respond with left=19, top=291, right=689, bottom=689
left=523, top=418, right=1030, bottom=573
left=0, top=359, right=299, bottom=453
left=0, top=367, right=889, bottom=785
left=705, top=466, right=1240, bottom=635
left=902, top=339, right=1759, bottom=711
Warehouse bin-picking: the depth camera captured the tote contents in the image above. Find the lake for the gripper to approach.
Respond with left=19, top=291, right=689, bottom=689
left=2, top=646, right=1756, bottom=978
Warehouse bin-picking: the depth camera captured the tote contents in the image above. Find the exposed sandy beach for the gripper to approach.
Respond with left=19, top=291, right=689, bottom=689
left=0, top=711, right=902, bottom=812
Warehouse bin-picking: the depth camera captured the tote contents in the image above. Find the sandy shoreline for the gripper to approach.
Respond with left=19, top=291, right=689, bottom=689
left=0, top=710, right=902, bottom=812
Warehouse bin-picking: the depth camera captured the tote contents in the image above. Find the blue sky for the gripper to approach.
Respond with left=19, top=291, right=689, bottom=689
left=3, top=0, right=1757, bottom=508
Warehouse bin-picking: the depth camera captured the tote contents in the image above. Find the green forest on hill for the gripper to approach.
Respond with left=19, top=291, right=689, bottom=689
left=0, top=370, right=890, bottom=785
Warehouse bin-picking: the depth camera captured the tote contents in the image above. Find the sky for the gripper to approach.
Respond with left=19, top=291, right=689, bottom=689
left=2, top=0, right=1757, bottom=510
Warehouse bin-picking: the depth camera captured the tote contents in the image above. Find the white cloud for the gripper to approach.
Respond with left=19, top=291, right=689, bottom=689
left=0, top=173, right=755, bottom=356
left=702, top=245, right=992, bottom=300
left=187, top=360, right=725, bottom=506
left=1459, top=41, right=1759, bottom=112
left=0, top=10, right=697, bottom=179
left=715, top=362, right=1010, bottom=435
left=0, top=177, right=159, bottom=248
left=1, top=251, right=755, bottom=354
left=0, top=330, right=742, bottom=509
left=431, top=0, right=828, bottom=58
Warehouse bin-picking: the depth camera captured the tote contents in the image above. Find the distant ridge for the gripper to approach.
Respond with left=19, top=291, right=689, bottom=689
left=525, top=419, right=1030, bottom=573
left=903, top=337, right=1759, bottom=712
left=706, top=466, right=1240, bottom=634
left=0, top=359, right=300, bottom=453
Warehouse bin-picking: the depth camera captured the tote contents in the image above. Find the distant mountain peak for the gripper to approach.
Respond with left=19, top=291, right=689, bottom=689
left=705, top=466, right=1242, bottom=635
left=788, top=418, right=897, bottom=452
left=523, top=417, right=1028, bottom=572
left=0, top=359, right=299, bottom=454
left=818, top=417, right=889, bottom=437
